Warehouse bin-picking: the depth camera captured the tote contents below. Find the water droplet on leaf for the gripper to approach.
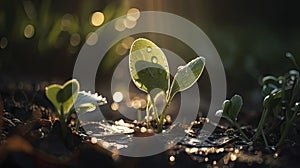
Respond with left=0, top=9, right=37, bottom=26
left=147, top=46, right=152, bottom=52
left=177, top=66, right=184, bottom=70
left=151, top=56, right=158, bottom=63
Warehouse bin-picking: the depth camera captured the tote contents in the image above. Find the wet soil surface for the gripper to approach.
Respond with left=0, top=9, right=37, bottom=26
left=0, top=89, right=299, bottom=168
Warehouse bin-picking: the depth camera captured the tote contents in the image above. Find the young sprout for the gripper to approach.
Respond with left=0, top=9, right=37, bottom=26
left=129, top=38, right=205, bottom=132
left=45, top=79, right=79, bottom=137
left=45, top=79, right=107, bottom=137
left=215, top=94, right=250, bottom=141
left=255, top=54, right=300, bottom=150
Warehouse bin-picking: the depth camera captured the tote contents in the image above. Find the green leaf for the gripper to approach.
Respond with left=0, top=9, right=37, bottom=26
left=45, top=79, right=80, bottom=114
left=129, top=38, right=170, bottom=96
left=262, top=75, right=278, bottom=86
left=262, top=84, right=278, bottom=97
left=45, top=85, right=61, bottom=113
left=170, top=57, right=205, bottom=99
left=222, top=99, right=231, bottom=116
left=229, top=94, right=243, bottom=121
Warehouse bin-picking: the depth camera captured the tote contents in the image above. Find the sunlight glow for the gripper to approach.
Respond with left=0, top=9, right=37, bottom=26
left=126, top=8, right=140, bottom=21
left=121, top=36, right=135, bottom=49
left=86, top=32, right=98, bottom=46
left=169, top=156, right=175, bottom=162
left=115, top=18, right=126, bottom=32
left=70, top=33, right=81, bottom=46
left=113, top=92, right=123, bottom=102
left=124, top=19, right=136, bottom=29
left=115, top=44, right=127, bottom=55
left=0, top=37, right=8, bottom=49
left=61, top=13, right=73, bottom=31
left=111, top=102, right=119, bottom=111
left=24, top=24, right=35, bottom=38
left=91, top=12, right=105, bottom=26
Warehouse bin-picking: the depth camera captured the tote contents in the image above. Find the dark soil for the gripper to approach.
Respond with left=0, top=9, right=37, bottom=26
left=0, top=88, right=299, bottom=168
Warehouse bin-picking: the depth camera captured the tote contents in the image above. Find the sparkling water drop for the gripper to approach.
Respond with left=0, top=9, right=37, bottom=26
left=147, top=46, right=152, bottom=53
left=151, top=56, right=158, bottom=63
left=177, top=66, right=184, bottom=70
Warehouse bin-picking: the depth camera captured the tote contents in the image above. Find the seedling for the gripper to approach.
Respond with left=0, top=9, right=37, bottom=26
left=254, top=53, right=300, bottom=149
left=216, top=53, right=300, bottom=151
left=45, top=79, right=79, bottom=137
left=129, top=38, right=205, bottom=132
left=45, top=79, right=107, bottom=137
left=216, top=95, right=250, bottom=140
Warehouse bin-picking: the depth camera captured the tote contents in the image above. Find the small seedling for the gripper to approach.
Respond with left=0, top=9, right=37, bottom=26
left=254, top=53, right=300, bottom=149
left=216, top=53, right=300, bottom=151
left=45, top=79, right=79, bottom=137
left=129, top=38, right=205, bottom=132
left=45, top=79, right=107, bottom=137
left=215, top=94, right=250, bottom=140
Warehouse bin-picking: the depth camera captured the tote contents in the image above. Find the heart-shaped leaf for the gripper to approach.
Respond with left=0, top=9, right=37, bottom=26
left=45, top=79, right=80, bottom=114
left=169, top=57, right=205, bottom=99
left=129, top=38, right=170, bottom=97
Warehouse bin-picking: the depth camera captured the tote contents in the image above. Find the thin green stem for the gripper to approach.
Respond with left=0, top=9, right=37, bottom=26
left=66, top=106, right=75, bottom=122
left=233, top=121, right=250, bottom=141
left=157, top=98, right=171, bottom=133
left=277, top=121, right=291, bottom=148
left=254, top=106, right=269, bottom=140
left=59, top=105, right=68, bottom=138
left=137, top=109, right=142, bottom=122
left=261, top=129, right=269, bottom=149
left=151, top=99, right=160, bottom=124
left=277, top=78, right=299, bottom=148
left=286, top=53, right=300, bottom=70
left=75, top=119, right=80, bottom=131
left=277, top=109, right=298, bottom=148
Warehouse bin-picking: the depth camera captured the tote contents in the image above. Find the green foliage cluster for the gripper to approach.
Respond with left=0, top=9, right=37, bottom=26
left=217, top=53, right=300, bottom=151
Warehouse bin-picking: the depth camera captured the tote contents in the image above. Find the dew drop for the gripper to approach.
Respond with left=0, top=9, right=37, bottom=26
left=273, top=153, right=278, bottom=158
left=91, top=137, right=98, bottom=144
left=169, top=156, right=175, bottom=162
left=151, top=56, right=158, bottom=63
left=147, top=46, right=152, bottom=52
left=177, top=66, right=184, bottom=70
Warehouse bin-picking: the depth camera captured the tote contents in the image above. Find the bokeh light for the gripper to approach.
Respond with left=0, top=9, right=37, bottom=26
left=24, top=24, right=35, bottom=38
left=126, top=8, right=140, bottom=21
left=115, top=18, right=126, bottom=32
left=124, top=19, right=136, bottom=29
left=111, top=102, right=119, bottom=111
left=169, top=156, right=175, bottom=162
left=91, top=12, right=105, bottom=26
left=128, top=97, right=147, bottom=109
left=121, top=36, right=135, bottom=49
left=115, top=44, right=127, bottom=55
left=113, top=92, right=124, bottom=102
left=86, top=32, right=98, bottom=46
left=70, top=33, right=81, bottom=46
left=61, top=13, right=73, bottom=31
left=0, top=37, right=8, bottom=49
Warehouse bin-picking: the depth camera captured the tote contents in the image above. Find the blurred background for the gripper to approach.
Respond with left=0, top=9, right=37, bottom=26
left=0, top=0, right=299, bottom=122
